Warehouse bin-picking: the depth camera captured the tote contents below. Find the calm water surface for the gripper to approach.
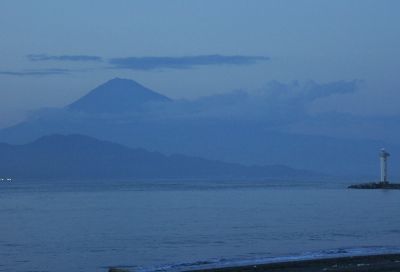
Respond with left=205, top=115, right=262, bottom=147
left=1, top=179, right=400, bottom=272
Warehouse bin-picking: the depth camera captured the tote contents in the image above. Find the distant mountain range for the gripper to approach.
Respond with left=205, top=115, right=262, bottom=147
left=0, top=78, right=398, bottom=178
left=0, top=134, right=315, bottom=179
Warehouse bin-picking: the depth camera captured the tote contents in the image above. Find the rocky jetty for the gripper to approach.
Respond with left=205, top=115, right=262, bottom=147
left=348, top=182, right=400, bottom=189
left=108, top=268, right=130, bottom=272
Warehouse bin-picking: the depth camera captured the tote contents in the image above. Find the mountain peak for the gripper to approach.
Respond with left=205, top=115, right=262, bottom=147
left=67, top=78, right=171, bottom=114
left=103, top=77, right=142, bottom=87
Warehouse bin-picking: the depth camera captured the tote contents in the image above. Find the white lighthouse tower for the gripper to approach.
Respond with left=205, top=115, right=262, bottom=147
left=380, top=148, right=390, bottom=184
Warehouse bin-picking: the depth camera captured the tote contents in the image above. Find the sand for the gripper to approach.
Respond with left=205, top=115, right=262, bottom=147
left=185, top=253, right=400, bottom=272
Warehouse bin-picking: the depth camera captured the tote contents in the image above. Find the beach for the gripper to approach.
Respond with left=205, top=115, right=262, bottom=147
left=187, top=254, right=400, bottom=272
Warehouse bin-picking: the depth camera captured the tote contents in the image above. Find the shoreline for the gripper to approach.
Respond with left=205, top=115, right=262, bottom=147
left=184, top=253, right=400, bottom=272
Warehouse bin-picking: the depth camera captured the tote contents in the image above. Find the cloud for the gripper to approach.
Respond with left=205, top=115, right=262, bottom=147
left=145, top=80, right=359, bottom=126
left=109, top=55, right=269, bottom=70
left=21, top=54, right=268, bottom=73
left=0, top=68, right=70, bottom=76
left=255, top=80, right=359, bottom=101
left=27, top=54, right=103, bottom=62
left=33, top=78, right=356, bottom=129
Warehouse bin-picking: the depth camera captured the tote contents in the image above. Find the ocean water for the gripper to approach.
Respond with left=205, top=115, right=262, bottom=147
left=1, top=179, right=400, bottom=272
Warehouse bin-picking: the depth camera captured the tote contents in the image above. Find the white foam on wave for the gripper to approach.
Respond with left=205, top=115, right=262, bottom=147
left=138, top=246, right=400, bottom=272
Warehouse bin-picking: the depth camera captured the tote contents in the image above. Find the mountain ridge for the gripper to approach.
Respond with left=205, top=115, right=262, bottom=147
left=1, top=78, right=399, bottom=178
left=0, top=134, right=316, bottom=179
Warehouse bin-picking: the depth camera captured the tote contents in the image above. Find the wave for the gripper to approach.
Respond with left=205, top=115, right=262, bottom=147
left=137, top=246, right=400, bottom=272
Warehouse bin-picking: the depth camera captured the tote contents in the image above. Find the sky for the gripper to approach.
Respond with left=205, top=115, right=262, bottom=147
left=1, top=0, right=400, bottom=128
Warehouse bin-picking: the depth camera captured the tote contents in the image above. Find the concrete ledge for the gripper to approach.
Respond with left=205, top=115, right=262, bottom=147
left=348, top=182, right=400, bottom=189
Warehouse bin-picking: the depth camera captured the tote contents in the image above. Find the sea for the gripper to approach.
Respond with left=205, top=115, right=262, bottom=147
left=1, top=179, right=400, bottom=272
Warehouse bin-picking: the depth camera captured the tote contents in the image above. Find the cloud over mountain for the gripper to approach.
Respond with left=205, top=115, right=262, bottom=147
left=38, top=78, right=359, bottom=128
left=27, top=54, right=103, bottom=62
left=58, top=78, right=358, bottom=127
left=109, top=55, right=269, bottom=70
left=0, top=68, right=71, bottom=76
left=0, top=54, right=270, bottom=77
left=148, top=80, right=359, bottom=126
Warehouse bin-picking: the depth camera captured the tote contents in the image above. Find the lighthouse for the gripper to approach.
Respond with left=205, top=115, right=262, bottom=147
left=349, top=148, right=399, bottom=189
left=380, top=148, right=390, bottom=184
